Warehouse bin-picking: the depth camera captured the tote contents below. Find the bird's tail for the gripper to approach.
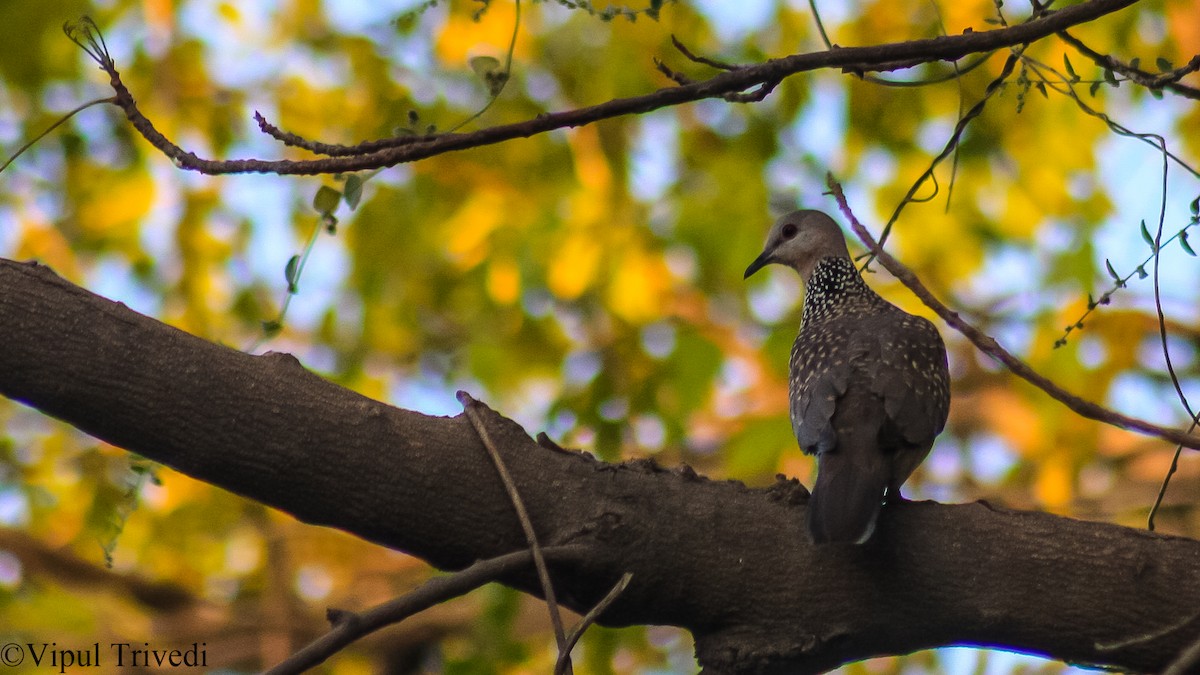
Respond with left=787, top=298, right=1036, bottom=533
left=807, top=442, right=890, bottom=545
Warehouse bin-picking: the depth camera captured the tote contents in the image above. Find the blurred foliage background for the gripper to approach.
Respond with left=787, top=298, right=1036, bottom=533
left=1, top=0, right=1199, bottom=672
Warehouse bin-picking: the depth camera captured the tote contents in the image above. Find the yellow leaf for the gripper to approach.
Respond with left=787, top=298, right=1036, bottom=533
left=941, top=0, right=997, bottom=33
left=549, top=232, right=600, bottom=299
left=988, top=390, right=1042, bottom=456
left=217, top=2, right=241, bottom=24
left=16, top=218, right=78, bottom=278
left=443, top=189, right=506, bottom=269
left=608, top=247, right=668, bottom=323
left=1168, top=0, right=1200, bottom=60
left=435, top=3, right=527, bottom=66
left=567, top=125, right=612, bottom=196
left=77, top=170, right=155, bottom=237
left=1034, top=454, right=1074, bottom=512
left=487, top=257, right=521, bottom=305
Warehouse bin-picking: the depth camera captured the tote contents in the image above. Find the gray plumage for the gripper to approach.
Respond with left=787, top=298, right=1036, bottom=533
left=744, top=210, right=950, bottom=544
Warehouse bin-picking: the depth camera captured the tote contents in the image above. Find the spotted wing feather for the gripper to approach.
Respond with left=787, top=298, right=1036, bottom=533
left=789, top=310, right=948, bottom=460
left=789, top=318, right=873, bottom=455
left=867, top=311, right=950, bottom=450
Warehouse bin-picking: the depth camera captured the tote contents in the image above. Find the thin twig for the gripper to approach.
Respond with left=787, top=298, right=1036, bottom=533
left=1142, top=120, right=1200, bottom=529
left=873, top=50, right=1020, bottom=254
left=1148, top=146, right=1195, bottom=420
left=826, top=175, right=1200, bottom=450
left=1052, top=218, right=1200, bottom=348
left=1018, top=57, right=1200, bottom=178
left=807, top=0, right=996, bottom=88
left=1148, top=418, right=1200, bottom=530
left=670, top=35, right=742, bottom=71
left=653, top=57, right=695, bottom=85
left=874, top=49, right=1012, bottom=250
left=264, top=545, right=588, bottom=675
left=553, top=572, right=634, bottom=675
left=441, top=0, right=521, bottom=134
left=1057, top=29, right=1200, bottom=100
left=1012, top=52, right=1200, bottom=355
left=1163, top=628, right=1200, bottom=675
left=1096, top=605, right=1200, bottom=653
left=0, top=97, right=116, bottom=175
left=457, top=391, right=572, bottom=673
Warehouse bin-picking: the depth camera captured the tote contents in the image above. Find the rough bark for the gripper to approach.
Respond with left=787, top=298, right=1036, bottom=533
left=2, top=257, right=1198, bottom=673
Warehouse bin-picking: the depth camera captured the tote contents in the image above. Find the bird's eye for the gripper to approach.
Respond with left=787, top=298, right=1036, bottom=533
left=781, top=223, right=798, bottom=240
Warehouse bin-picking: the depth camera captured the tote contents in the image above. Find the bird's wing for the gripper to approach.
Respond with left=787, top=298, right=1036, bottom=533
left=866, top=312, right=950, bottom=448
left=789, top=320, right=874, bottom=454
left=791, top=312, right=949, bottom=454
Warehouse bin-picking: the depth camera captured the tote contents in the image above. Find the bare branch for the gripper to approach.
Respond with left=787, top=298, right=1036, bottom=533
left=554, top=572, right=634, bottom=675
left=265, top=545, right=589, bottom=674
left=873, top=50, right=1021, bottom=254
left=1164, top=629, right=1200, bottom=675
left=806, top=0, right=999, bottom=88
left=1058, top=29, right=1200, bottom=100
left=670, top=34, right=743, bottom=71
left=653, top=57, right=695, bottom=85
left=0, top=96, right=116, bottom=175
left=459, top=391, right=572, bottom=672
left=826, top=176, right=1200, bottom=451
left=72, top=0, right=1141, bottom=175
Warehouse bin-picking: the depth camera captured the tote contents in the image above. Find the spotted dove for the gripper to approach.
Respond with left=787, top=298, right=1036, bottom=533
left=745, top=210, right=950, bottom=544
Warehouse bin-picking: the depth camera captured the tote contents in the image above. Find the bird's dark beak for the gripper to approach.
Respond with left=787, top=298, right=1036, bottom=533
left=744, top=250, right=772, bottom=279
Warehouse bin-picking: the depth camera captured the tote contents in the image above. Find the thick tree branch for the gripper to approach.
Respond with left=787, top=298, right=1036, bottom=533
left=68, top=0, right=1140, bottom=175
left=3, top=256, right=1199, bottom=673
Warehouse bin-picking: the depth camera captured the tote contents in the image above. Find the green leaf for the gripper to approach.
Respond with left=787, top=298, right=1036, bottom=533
left=1136, top=264, right=1148, bottom=279
left=1104, top=258, right=1120, bottom=281
left=1181, top=231, right=1196, bottom=256
left=1156, top=56, right=1173, bottom=72
left=1104, top=67, right=1118, bottom=86
left=1140, top=219, right=1155, bottom=248
left=313, top=185, right=341, bottom=214
left=1129, top=57, right=1140, bottom=71
left=469, top=55, right=501, bottom=78
left=469, top=55, right=507, bottom=96
left=285, top=254, right=301, bottom=293
left=1189, top=194, right=1199, bottom=216
left=1035, top=81, right=1047, bottom=98
left=1150, top=88, right=1164, bottom=100
left=344, top=175, right=363, bottom=210
left=1063, top=54, right=1078, bottom=82
left=1089, top=80, right=1102, bottom=96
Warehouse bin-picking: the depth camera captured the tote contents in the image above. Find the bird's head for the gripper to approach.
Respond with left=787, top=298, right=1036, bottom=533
left=743, top=210, right=850, bottom=284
